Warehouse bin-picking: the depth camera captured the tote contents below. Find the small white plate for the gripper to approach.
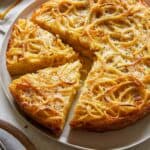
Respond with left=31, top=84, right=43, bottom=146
left=0, top=1, right=150, bottom=149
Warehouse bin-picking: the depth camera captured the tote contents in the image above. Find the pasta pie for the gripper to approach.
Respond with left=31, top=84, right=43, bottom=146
left=7, top=19, right=77, bottom=75
left=9, top=61, right=81, bottom=135
left=8, top=0, right=150, bottom=134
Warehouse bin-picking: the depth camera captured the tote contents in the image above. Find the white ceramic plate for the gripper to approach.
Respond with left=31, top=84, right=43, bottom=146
left=1, top=1, right=150, bottom=149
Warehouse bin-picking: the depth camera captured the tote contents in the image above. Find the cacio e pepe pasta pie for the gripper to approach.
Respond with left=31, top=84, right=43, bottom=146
left=7, top=0, right=150, bottom=135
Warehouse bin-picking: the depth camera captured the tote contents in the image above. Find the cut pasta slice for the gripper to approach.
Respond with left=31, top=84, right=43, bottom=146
left=70, top=53, right=150, bottom=131
left=32, top=0, right=149, bottom=57
left=9, top=61, right=81, bottom=135
left=7, top=19, right=77, bottom=75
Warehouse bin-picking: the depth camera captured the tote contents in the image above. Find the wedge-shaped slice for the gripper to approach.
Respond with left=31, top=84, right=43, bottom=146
left=7, top=19, right=77, bottom=75
left=32, top=0, right=149, bottom=57
left=9, top=61, right=81, bottom=135
left=70, top=54, right=150, bottom=131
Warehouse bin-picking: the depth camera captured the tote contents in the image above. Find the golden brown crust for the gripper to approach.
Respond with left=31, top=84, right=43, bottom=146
left=9, top=61, right=81, bottom=135
left=70, top=105, right=150, bottom=132
left=10, top=87, right=64, bottom=135
left=7, top=19, right=77, bottom=75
